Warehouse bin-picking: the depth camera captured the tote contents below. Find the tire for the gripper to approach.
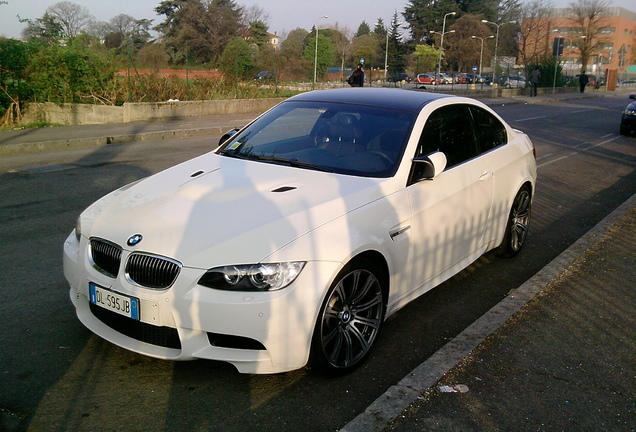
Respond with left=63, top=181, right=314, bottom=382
left=620, top=123, right=630, bottom=136
left=310, top=258, right=386, bottom=374
left=495, top=185, right=532, bottom=258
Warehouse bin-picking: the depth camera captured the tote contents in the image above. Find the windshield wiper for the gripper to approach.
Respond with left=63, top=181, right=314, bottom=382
left=249, top=155, right=334, bottom=173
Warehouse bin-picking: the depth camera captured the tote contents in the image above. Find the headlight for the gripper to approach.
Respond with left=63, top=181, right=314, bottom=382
left=624, top=109, right=636, bottom=116
left=198, top=262, right=306, bottom=291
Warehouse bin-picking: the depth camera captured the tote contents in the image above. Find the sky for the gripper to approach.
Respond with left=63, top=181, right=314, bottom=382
left=1, top=0, right=635, bottom=40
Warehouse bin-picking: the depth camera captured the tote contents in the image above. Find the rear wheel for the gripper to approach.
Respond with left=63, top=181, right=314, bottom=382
left=310, top=259, right=385, bottom=374
left=495, top=185, right=532, bottom=257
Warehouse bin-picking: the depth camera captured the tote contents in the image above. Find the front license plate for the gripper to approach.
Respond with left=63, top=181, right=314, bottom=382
left=89, top=283, right=139, bottom=320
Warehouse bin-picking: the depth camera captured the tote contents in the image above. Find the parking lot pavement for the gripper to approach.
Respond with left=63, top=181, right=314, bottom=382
left=341, top=195, right=635, bottom=432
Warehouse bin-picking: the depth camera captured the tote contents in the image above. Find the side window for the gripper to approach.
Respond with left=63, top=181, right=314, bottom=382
left=469, top=105, right=508, bottom=153
left=416, top=104, right=478, bottom=168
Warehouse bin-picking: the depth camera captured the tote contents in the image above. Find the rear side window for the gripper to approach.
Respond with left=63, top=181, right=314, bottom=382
left=469, top=105, right=508, bottom=152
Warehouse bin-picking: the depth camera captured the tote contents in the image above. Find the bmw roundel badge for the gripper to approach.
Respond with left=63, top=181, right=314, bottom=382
left=127, top=234, right=143, bottom=246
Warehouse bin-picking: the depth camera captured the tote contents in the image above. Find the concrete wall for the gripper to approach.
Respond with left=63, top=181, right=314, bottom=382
left=123, top=98, right=285, bottom=122
left=21, top=98, right=285, bottom=126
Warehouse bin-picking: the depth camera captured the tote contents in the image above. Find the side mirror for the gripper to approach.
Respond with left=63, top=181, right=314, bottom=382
left=629, top=95, right=635, bottom=100
left=411, top=151, right=447, bottom=183
left=218, top=128, right=240, bottom=147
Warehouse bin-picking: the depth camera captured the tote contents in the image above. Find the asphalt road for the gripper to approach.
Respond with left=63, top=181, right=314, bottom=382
left=0, top=94, right=634, bottom=431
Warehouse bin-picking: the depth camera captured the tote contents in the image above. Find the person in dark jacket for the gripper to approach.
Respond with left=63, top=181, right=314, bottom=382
left=348, top=63, right=365, bottom=87
left=529, top=67, right=540, bottom=97
left=579, top=71, right=589, bottom=93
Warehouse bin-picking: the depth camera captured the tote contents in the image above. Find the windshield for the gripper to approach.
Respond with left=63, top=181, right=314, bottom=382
left=217, top=100, right=416, bottom=178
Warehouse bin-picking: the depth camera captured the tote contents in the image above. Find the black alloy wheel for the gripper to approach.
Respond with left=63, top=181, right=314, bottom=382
left=495, top=185, right=532, bottom=258
left=310, top=259, right=385, bottom=374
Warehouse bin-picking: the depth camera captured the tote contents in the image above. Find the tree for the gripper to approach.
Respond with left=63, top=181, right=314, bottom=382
left=497, top=0, right=523, bottom=58
left=248, top=20, right=270, bottom=47
left=518, top=0, right=555, bottom=69
left=387, top=11, right=408, bottom=74
left=445, top=14, right=491, bottom=72
left=302, top=31, right=335, bottom=80
left=46, top=1, right=94, bottom=38
left=280, top=28, right=309, bottom=78
left=219, top=37, right=255, bottom=79
left=355, top=21, right=371, bottom=37
left=27, top=45, right=114, bottom=104
left=350, top=34, right=380, bottom=72
left=568, top=0, right=611, bottom=72
left=21, top=12, right=65, bottom=44
left=404, top=0, right=459, bottom=43
left=0, top=38, right=35, bottom=123
left=155, top=0, right=244, bottom=65
left=412, top=44, right=440, bottom=73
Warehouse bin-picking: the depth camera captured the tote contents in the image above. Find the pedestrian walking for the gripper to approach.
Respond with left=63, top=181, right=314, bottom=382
left=347, top=63, right=365, bottom=87
left=579, top=71, right=589, bottom=93
left=529, top=67, right=540, bottom=97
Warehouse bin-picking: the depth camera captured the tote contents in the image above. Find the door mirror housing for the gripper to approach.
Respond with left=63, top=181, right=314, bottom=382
left=410, top=151, right=447, bottom=183
left=218, top=128, right=240, bottom=147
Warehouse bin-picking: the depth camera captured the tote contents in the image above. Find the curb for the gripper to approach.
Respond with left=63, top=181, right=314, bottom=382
left=339, top=193, right=636, bottom=432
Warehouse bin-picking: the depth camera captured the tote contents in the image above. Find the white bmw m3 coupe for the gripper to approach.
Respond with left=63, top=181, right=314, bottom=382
left=63, top=88, right=536, bottom=374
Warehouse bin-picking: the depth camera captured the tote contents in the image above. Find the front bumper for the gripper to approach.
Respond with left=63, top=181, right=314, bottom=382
left=63, top=232, right=340, bottom=374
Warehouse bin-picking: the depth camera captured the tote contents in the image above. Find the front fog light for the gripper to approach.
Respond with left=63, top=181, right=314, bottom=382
left=199, top=262, right=305, bottom=291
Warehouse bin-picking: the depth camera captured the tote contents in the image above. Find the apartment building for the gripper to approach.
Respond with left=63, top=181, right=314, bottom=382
left=521, top=7, right=636, bottom=76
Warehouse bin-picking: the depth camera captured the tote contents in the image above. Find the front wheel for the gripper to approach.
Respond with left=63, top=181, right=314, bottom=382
left=310, top=259, right=386, bottom=374
left=495, top=185, right=532, bottom=257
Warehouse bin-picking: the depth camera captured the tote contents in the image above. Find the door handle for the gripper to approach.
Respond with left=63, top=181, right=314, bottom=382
left=479, top=171, right=493, bottom=181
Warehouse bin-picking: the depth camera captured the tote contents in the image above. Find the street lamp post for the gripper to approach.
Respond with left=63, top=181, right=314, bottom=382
left=433, top=12, right=456, bottom=86
left=430, top=29, right=456, bottom=85
left=471, top=35, right=494, bottom=78
left=482, top=19, right=516, bottom=86
left=313, top=15, right=328, bottom=89
left=375, top=20, right=403, bottom=80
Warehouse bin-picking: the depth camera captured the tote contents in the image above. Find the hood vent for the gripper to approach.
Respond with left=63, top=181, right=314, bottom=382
left=271, top=186, right=297, bottom=193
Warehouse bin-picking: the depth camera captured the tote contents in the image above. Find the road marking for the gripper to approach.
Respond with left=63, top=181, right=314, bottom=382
left=513, top=115, right=548, bottom=122
left=537, top=136, right=620, bottom=168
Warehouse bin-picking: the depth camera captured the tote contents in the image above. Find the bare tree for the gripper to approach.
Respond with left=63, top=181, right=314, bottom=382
left=242, top=4, right=269, bottom=26
left=518, top=0, right=555, bottom=67
left=46, top=1, right=94, bottom=38
left=568, top=0, right=611, bottom=72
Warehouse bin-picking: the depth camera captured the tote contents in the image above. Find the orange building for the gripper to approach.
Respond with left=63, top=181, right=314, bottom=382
left=521, top=7, right=636, bottom=76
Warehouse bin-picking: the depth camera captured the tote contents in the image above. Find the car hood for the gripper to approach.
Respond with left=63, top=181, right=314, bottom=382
left=84, top=153, right=398, bottom=268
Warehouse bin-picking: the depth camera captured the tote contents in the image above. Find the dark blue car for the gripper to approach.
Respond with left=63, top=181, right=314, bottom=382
left=620, top=95, right=636, bottom=136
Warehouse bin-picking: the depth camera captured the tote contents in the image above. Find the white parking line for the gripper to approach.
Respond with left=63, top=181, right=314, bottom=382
left=513, top=115, right=548, bottom=122
left=537, top=136, right=620, bottom=168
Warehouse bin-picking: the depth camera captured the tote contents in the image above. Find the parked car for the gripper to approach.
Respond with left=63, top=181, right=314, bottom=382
left=620, top=94, right=636, bottom=135
left=64, top=88, right=537, bottom=375
left=440, top=73, right=454, bottom=84
left=500, top=75, right=526, bottom=88
left=387, top=73, right=412, bottom=83
left=414, top=73, right=439, bottom=85
left=458, top=73, right=484, bottom=84
left=254, top=70, right=275, bottom=80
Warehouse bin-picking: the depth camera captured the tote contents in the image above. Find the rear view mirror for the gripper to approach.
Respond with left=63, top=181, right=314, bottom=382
left=410, top=151, right=448, bottom=183
left=218, top=128, right=240, bottom=147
